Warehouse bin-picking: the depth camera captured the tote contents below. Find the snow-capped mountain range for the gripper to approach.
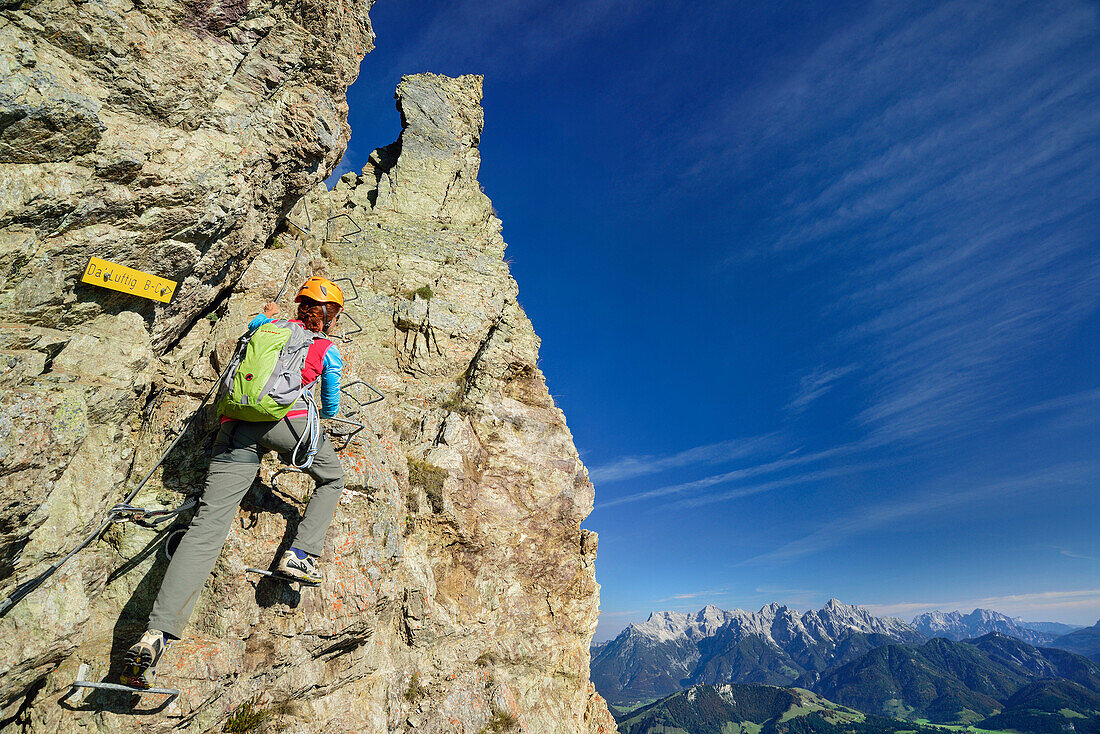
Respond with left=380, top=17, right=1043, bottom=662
left=592, top=599, right=1088, bottom=706
left=592, top=599, right=924, bottom=705
left=910, top=608, right=1068, bottom=645
left=632, top=605, right=741, bottom=643
left=634, top=600, right=917, bottom=647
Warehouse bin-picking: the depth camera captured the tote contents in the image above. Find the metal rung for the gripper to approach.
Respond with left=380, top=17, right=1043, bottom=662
left=327, top=416, right=365, bottom=427
left=331, top=277, right=360, bottom=302
left=326, top=215, right=363, bottom=243
left=245, top=567, right=319, bottom=586
left=341, top=380, right=385, bottom=410
left=325, top=415, right=365, bottom=441
left=70, top=680, right=180, bottom=697
left=67, top=664, right=180, bottom=701
left=334, top=311, right=363, bottom=343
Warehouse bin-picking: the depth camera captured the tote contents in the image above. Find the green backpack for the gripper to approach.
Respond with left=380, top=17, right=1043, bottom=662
left=217, top=319, right=317, bottom=422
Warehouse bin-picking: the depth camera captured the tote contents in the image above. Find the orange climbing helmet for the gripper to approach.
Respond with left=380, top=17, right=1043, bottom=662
left=295, top=277, right=344, bottom=308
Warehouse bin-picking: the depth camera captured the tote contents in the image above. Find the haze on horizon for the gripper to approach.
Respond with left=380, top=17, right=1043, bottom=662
left=337, top=0, right=1100, bottom=641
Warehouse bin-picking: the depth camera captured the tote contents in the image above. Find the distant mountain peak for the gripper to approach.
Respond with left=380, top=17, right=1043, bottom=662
left=632, top=605, right=739, bottom=643
left=969, top=608, right=1014, bottom=622
left=911, top=607, right=1057, bottom=645
left=595, top=599, right=927, bottom=705
left=631, top=600, right=918, bottom=646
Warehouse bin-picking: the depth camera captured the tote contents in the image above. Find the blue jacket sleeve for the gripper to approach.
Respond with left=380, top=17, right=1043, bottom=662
left=247, top=314, right=273, bottom=331
left=319, top=345, right=343, bottom=418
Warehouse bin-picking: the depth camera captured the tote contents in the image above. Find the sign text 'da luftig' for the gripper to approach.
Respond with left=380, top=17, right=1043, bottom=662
left=81, top=257, right=177, bottom=303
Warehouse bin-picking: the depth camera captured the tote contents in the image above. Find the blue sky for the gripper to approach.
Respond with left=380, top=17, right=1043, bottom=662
left=339, top=0, right=1100, bottom=640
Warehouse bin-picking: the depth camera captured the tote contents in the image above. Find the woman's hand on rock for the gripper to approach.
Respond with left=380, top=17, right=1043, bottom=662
left=263, top=302, right=279, bottom=317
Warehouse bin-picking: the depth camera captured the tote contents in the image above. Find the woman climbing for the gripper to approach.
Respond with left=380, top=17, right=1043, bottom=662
left=122, top=277, right=347, bottom=689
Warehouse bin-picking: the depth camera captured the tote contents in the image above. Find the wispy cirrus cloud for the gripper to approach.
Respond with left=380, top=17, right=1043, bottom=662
left=682, top=0, right=1100, bottom=446
left=589, top=432, right=782, bottom=484
left=755, top=586, right=817, bottom=596
left=739, top=463, right=1094, bottom=566
left=592, top=0, right=1100, bottom=518
left=596, top=440, right=873, bottom=510
left=787, top=364, right=859, bottom=413
left=1009, top=388, right=1100, bottom=418
left=1055, top=547, right=1099, bottom=562
left=598, top=610, right=644, bottom=618
left=654, top=588, right=733, bottom=603
left=671, top=459, right=893, bottom=510
left=753, top=586, right=821, bottom=607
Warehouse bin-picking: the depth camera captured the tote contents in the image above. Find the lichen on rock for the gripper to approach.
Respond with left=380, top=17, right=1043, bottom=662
left=0, top=9, right=613, bottom=726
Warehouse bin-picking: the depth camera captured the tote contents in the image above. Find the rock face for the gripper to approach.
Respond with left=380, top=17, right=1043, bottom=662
left=1, top=0, right=375, bottom=726
left=0, top=9, right=614, bottom=729
left=0, top=0, right=373, bottom=348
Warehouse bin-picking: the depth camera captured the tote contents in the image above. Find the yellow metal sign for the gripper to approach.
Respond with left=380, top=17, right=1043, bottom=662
left=81, top=257, right=177, bottom=303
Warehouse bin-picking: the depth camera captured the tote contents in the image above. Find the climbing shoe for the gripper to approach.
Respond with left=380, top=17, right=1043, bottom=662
left=121, top=629, right=170, bottom=689
left=276, top=548, right=322, bottom=585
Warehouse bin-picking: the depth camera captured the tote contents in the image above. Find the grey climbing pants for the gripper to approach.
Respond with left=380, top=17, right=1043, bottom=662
left=147, top=417, right=345, bottom=638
